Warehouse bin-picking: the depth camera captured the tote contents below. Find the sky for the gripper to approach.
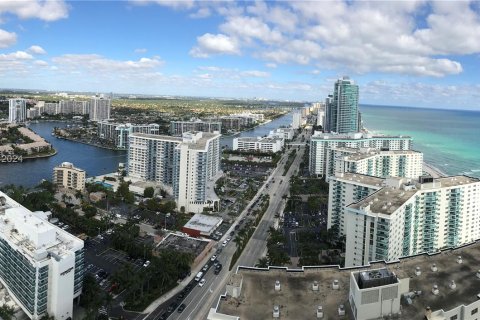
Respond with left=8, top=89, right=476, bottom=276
left=0, top=0, right=480, bottom=110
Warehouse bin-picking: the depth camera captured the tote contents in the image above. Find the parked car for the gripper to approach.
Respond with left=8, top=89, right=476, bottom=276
left=210, top=255, right=217, bottom=262
left=222, top=240, right=228, bottom=247
left=143, top=260, right=151, bottom=267
left=198, top=279, right=206, bottom=287
left=177, top=304, right=186, bottom=313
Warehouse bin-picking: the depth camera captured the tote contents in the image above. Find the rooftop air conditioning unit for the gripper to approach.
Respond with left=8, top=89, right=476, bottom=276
left=275, top=280, right=281, bottom=291
left=431, top=264, right=437, bottom=272
left=316, top=306, right=324, bottom=318
left=273, top=305, right=280, bottom=318
left=415, top=267, right=421, bottom=276
left=312, top=281, right=319, bottom=291
left=432, top=285, right=439, bottom=295
left=338, top=304, right=345, bottom=316
left=332, top=279, right=339, bottom=290
left=457, top=256, right=463, bottom=264
left=449, top=280, right=456, bottom=290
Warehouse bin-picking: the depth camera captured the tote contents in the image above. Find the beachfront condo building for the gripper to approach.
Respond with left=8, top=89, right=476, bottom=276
left=53, top=162, right=86, bottom=192
left=0, top=191, right=84, bottom=320
left=344, top=175, right=480, bottom=267
left=88, top=96, right=111, bottom=122
left=325, top=147, right=423, bottom=180
left=324, top=77, right=359, bottom=134
left=292, top=111, right=301, bottom=129
left=170, top=120, right=222, bottom=136
left=328, top=173, right=385, bottom=236
left=309, top=132, right=412, bottom=176
left=8, top=98, right=27, bottom=123
left=127, top=131, right=221, bottom=213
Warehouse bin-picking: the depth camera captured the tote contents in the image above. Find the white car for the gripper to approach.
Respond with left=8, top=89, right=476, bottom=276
left=210, top=255, right=217, bottom=262
left=198, top=279, right=206, bottom=287
left=226, top=237, right=231, bottom=242
left=222, top=240, right=228, bottom=247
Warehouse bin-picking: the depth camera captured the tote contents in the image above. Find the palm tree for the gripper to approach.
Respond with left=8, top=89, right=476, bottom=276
left=255, top=257, right=269, bottom=268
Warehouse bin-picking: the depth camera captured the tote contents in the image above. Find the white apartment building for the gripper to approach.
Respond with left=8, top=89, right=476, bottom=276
left=53, top=162, right=86, bottom=192
left=0, top=192, right=84, bottom=320
left=269, top=127, right=294, bottom=140
left=345, top=175, right=480, bottom=267
left=173, top=132, right=221, bottom=213
left=8, top=99, right=27, bottom=123
left=127, top=133, right=182, bottom=186
left=310, top=132, right=413, bottom=176
left=88, top=97, right=111, bottom=121
left=97, top=121, right=160, bottom=149
left=170, top=120, right=221, bottom=136
left=292, top=111, right=302, bottom=129
left=128, top=131, right=221, bottom=213
left=328, top=173, right=385, bottom=235
left=233, top=136, right=284, bottom=153
left=59, top=100, right=88, bottom=115
left=325, top=147, right=423, bottom=180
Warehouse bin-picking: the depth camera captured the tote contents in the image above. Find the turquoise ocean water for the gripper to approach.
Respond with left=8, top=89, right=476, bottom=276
left=360, top=105, right=480, bottom=178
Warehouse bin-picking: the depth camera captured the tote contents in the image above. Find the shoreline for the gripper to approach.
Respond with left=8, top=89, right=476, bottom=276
left=423, top=162, right=447, bottom=178
left=23, top=149, right=58, bottom=160
left=54, top=135, right=125, bottom=151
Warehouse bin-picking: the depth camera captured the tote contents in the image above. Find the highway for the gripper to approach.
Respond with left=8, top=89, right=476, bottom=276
left=144, top=133, right=308, bottom=320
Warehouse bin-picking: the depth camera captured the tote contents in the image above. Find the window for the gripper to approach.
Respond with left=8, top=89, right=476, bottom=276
left=472, top=308, right=478, bottom=315
left=450, top=316, right=458, bottom=320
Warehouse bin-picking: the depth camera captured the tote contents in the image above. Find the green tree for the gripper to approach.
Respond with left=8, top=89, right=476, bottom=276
left=0, top=305, right=14, bottom=320
left=143, top=186, right=154, bottom=198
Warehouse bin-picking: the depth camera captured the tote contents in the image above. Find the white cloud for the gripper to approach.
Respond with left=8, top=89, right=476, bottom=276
left=189, top=7, right=210, bottom=19
left=0, top=0, right=69, bottom=21
left=134, top=48, right=148, bottom=54
left=33, top=60, right=49, bottom=66
left=131, top=0, right=195, bottom=10
left=27, top=45, right=47, bottom=55
left=0, top=29, right=17, bottom=48
left=0, top=51, right=33, bottom=60
left=190, top=33, right=240, bottom=58
left=52, top=54, right=164, bottom=74
left=240, top=70, right=270, bottom=78
left=265, top=63, right=277, bottom=69
left=220, top=16, right=283, bottom=45
left=188, top=0, right=480, bottom=77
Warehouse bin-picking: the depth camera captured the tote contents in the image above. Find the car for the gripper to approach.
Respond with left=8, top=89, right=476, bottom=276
left=226, top=237, right=231, bottom=242
left=177, top=304, right=186, bottom=313
left=234, top=225, right=240, bottom=230
left=216, top=247, right=222, bottom=254
left=229, top=231, right=235, bottom=236
left=213, top=260, right=219, bottom=266
left=176, top=292, right=185, bottom=300
left=159, top=314, right=167, bottom=320
left=222, top=240, right=228, bottom=247
left=202, top=264, right=209, bottom=272
left=214, top=264, right=222, bottom=275
left=143, top=260, right=151, bottom=267
left=198, top=279, right=206, bottom=287
left=210, top=255, right=217, bottom=262
left=167, top=302, right=178, bottom=313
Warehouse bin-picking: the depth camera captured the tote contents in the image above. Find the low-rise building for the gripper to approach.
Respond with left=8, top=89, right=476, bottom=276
left=269, top=127, right=294, bottom=140
left=182, top=213, right=223, bottom=237
left=53, top=162, right=86, bottom=191
left=97, top=121, right=160, bottom=149
left=233, top=136, right=284, bottom=153
left=0, top=191, right=84, bottom=320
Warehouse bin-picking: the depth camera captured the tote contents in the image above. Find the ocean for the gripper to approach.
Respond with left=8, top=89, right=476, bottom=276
left=360, top=105, right=480, bottom=178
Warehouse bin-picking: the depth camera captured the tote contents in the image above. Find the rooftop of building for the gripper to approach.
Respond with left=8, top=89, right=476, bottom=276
left=55, top=162, right=85, bottom=172
left=348, top=175, right=480, bottom=215
left=130, top=132, right=183, bottom=143
left=329, top=147, right=423, bottom=161
left=0, top=191, right=83, bottom=262
left=215, top=240, right=480, bottom=320
left=155, top=232, right=210, bottom=257
left=183, top=213, right=223, bottom=234
left=311, top=131, right=412, bottom=140
left=331, top=172, right=385, bottom=188
left=181, top=131, right=221, bottom=150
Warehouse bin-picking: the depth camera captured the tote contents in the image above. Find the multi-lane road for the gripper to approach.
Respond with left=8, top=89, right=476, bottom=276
left=142, top=133, right=308, bottom=320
